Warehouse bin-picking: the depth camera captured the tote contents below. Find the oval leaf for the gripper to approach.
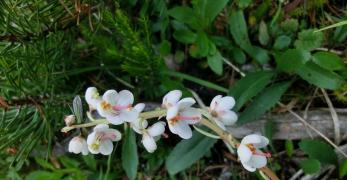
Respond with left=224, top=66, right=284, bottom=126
left=300, top=159, right=321, bottom=174
left=296, top=61, right=344, bottom=90
left=229, top=71, right=274, bottom=110
left=122, top=128, right=138, bottom=180
left=166, top=131, right=216, bottom=175
left=207, top=51, right=223, bottom=75
left=275, top=49, right=311, bottom=73
left=237, top=81, right=292, bottom=125
left=312, top=51, right=345, bottom=71
left=299, top=140, right=337, bottom=164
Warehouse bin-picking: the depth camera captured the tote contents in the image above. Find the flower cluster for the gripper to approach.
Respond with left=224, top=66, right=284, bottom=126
left=65, top=88, right=271, bottom=172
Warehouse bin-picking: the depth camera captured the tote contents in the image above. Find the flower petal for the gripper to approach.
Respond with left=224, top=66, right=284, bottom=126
left=116, top=90, right=134, bottom=107
left=102, top=89, right=118, bottom=105
left=166, top=105, right=179, bottom=120
left=148, top=122, right=166, bottom=137
left=119, top=110, right=138, bottom=122
left=104, top=129, right=122, bottom=141
left=87, top=132, right=96, bottom=145
left=68, top=137, right=83, bottom=154
left=85, top=87, right=101, bottom=107
left=237, top=144, right=252, bottom=163
left=248, top=153, right=267, bottom=168
left=94, top=124, right=109, bottom=131
left=131, top=119, right=148, bottom=133
left=210, top=95, right=222, bottom=110
left=216, top=96, right=235, bottom=111
left=142, top=134, right=157, bottom=153
left=254, top=136, right=269, bottom=148
left=242, top=162, right=257, bottom=172
left=96, top=102, right=111, bottom=117
left=177, top=97, right=195, bottom=110
left=170, top=121, right=192, bottom=139
left=241, top=134, right=262, bottom=145
left=218, top=110, right=238, bottom=126
left=99, top=140, right=113, bottom=155
left=133, top=103, right=145, bottom=112
left=179, top=107, right=201, bottom=124
left=106, top=114, right=124, bottom=125
left=241, top=134, right=269, bottom=148
left=81, top=141, right=89, bottom=155
left=162, top=90, right=182, bottom=108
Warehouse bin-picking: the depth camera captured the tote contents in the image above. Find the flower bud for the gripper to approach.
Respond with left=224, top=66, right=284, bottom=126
left=64, top=115, right=75, bottom=126
left=68, top=136, right=88, bottom=155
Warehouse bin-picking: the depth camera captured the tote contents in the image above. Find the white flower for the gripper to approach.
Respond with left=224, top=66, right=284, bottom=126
left=68, top=136, right=88, bottom=155
left=237, top=134, right=270, bottom=172
left=87, top=124, right=122, bottom=155
left=209, top=95, right=238, bottom=130
left=64, top=115, right=75, bottom=126
left=129, top=103, right=166, bottom=153
left=130, top=103, right=148, bottom=134
left=85, top=87, right=102, bottom=109
left=162, top=90, right=201, bottom=139
left=96, top=90, right=138, bottom=125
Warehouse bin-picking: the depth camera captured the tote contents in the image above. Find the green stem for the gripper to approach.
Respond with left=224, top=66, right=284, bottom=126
left=61, top=109, right=167, bottom=133
left=61, top=119, right=108, bottom=133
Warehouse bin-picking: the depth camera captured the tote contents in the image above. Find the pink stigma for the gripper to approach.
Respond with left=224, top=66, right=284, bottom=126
left=253, top=151, right=271, bottom=158
left=178, top=116, right=200, bottom=121
left=113, top=104, right=131, bottom=111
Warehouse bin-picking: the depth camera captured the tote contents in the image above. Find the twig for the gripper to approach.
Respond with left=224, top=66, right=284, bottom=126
left=278, top=102, right=347, bottom=158
left=289, top=169, right=303, bottom=180
left=321, top=88, right=341, bottom=144
left=303, top=88, right=318, bottom=139
left=314, top=48, right=344, bottom=55
left=222, top=58, right=246, bottom=77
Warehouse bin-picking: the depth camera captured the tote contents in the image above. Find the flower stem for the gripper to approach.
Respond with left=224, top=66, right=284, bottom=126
left=61, top=119, right=108, bottom=133
left=61, top=109, right=167, bottom=133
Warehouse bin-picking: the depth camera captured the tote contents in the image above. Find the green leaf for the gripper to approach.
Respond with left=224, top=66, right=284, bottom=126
left=159, top=40, right=171, bottom=56
left=285, top=140, right=294, bottom=157
left=245, top=45, right=270, bottom=64
left=339, top=158, right=347, bottom=178
left=229, top=10, right=269, bottom=64
left=173, top=30, right=197, bottom=44
left=25, top=171, right=62, bottom=180
left=229, top=10, right=251, bottom=48
left=83, top=155, right=97, bottom=171
left=273, top=35, right=291, bottom=50
left=296, top=61, right=345, bottom=90
left=34, top=157, right=55, bottom=171
left=168, top=7, right=198, bottom=28
left=300, top=159, right=321, bottom=174
left=229, top=71, right=274, bottom=110
left=122, top=128, right=138, bottom=180
left=231, top=47, right=246, bottom=64
left=294, top=29, right=323, bottom=51
left=259, top=21, right=270, bottom=46
left=299, top=140, right=337, bottom=164
left=174, top=50, right=185, bottom=63
left=237, top=81, right=291, bottom=125
left=166, top=131, right=216, bottom=175
left=281, top=19, right=299, bottom=33
left=237, top=0, right=252, bottom=8
left=163, top=71, right=229, bottom=93
left=312, top=52, right=345, bottom=71
left=207, top=51, right=223, bottom=75
left=275, top=49, right=310, bottom=73
left=189, top=32, right=210, bottom=58
left=204, top=0, right=229, bottom=24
